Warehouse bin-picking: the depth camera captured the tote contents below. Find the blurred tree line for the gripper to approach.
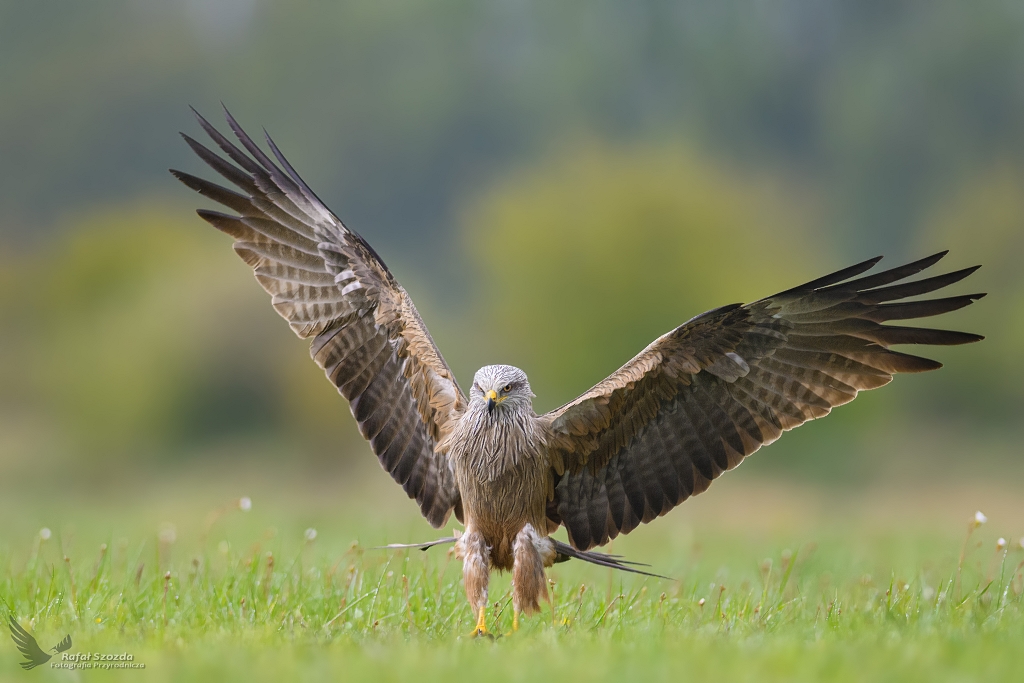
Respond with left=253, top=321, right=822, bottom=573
left=3, top=1, right=1022, bottom=254
left=0, top=0, right=1020, bottom=479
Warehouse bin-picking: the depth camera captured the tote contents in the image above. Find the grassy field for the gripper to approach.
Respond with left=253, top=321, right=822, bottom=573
left=1, top=459, right=1022, bottom=682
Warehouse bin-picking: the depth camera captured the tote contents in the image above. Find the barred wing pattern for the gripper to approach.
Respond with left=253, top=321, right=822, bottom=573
left=172, top=108, right=464, bottom=527
left=545, top=253, right=984, bottom=550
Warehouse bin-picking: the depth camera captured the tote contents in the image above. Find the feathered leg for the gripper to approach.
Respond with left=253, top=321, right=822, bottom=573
left=455, top=527, right=491, bottom=637
left=511, top=524, right=555, bottom=632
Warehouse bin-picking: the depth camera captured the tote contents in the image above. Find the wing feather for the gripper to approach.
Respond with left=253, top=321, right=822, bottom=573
left=172, top=109, right=464, bottom=527
left=545, top=253, right=984, bottom=549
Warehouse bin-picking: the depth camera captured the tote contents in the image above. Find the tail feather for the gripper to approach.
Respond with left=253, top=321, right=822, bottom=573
left=375, top=536, right=671, bottom=579
left=373, top=537, right=458, bottom=551
left=551, top=539, right=671, bottom=579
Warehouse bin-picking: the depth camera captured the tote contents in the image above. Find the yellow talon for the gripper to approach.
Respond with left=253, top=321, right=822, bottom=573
left=503, top=609, right=521, bottom=637
left=470, top=606, right=491, bottom=638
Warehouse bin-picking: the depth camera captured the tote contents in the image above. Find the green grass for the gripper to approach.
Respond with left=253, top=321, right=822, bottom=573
left=1, top=470, right=1023, bottom=682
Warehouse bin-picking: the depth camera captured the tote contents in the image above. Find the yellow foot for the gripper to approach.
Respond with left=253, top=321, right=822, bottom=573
left=503, top=609, right=520, bottom=636
left=469, top=606, right=492, bottom=639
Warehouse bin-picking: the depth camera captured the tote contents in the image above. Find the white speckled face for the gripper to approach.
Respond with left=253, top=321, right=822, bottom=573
left=470, top=364, right=534, bottom=415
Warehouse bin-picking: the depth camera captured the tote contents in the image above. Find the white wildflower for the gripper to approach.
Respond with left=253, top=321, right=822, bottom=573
left=239, top=496, right=252, bottom=512
left=304, top=528, right=318, bottom=542
left=39, top=528, right=52, bottom=541
left=974, top=511, right=987, bottom=526
left=997, top=537, right=1007, bottom=551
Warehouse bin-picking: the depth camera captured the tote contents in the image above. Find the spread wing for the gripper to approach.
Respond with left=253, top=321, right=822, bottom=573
left=544, top=252, right=984, bottom=550
left=171, top=108, right=465, bottom=527
left=8, top=617, right=51, bottom=669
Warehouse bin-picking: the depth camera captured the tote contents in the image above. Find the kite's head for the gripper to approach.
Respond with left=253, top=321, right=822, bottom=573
left=471, top=364, right=534, bottom=416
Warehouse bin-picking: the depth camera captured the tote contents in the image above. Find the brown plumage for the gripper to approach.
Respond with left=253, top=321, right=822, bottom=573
left=173, top=108, right=984, bottom=636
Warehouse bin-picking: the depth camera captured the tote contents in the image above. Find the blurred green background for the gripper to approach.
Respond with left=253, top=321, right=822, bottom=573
left=0, top=0, right=1021, bottom=516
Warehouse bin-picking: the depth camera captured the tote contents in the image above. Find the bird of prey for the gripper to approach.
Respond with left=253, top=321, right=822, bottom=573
left=7, top=616, right=72, bottom=670
left=172, top=108, right=983, bottom=637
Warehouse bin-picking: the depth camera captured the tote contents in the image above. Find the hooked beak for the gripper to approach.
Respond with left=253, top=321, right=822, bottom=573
left=486, top=389, right=497, bottom=414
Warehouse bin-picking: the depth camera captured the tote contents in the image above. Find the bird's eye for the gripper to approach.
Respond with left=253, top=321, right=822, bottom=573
left=503, top=384, right=512, bottom=393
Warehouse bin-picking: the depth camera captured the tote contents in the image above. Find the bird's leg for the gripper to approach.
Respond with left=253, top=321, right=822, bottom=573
left=510, top=524, right=554, bottom=634
left=455, top=528, right=491, bottom=638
